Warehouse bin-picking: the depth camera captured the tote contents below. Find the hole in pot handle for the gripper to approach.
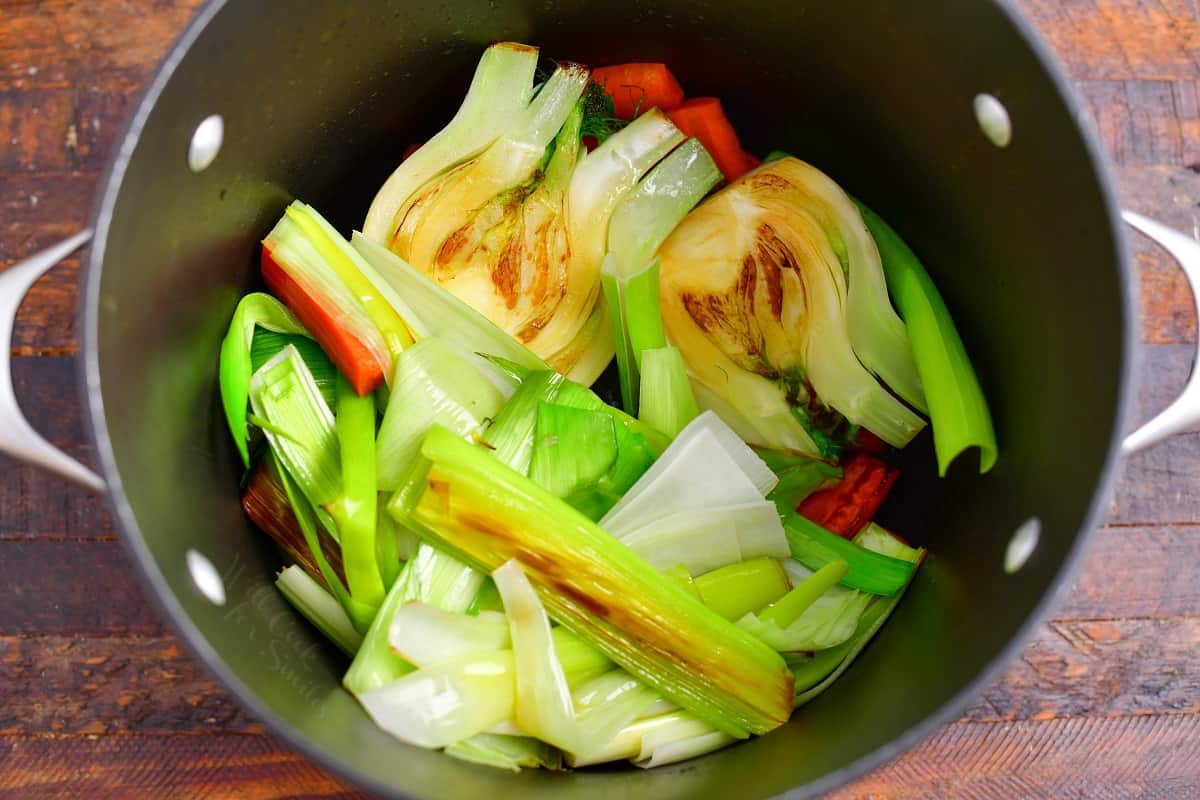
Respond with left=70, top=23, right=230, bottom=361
left=1122, top=211, right=1200, bottom=455
left=0, top=231, right=105, bottom=492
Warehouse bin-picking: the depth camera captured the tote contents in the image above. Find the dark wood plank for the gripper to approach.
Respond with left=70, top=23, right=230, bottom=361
left=0, top=0, right=205, bottom=92
left=1078, top=79, right=1200, bottom=167
left=1120, top=165, right=1200, bottom=346
left=0, top=541, right=160, bottom=636
left=0, top=357, right=110, bottom=541
left=0, top=735, right=362, bottom=800
left=1016, top=0, right=1200, bottom=82
left=834, top=714, right=1200, bottom=799
left=1111, top=344, right=1200, bottom=525
left=1059, top=525, right=1200, bottom=619
left=964, top=617, right=1200, bottom=723
left=0, top=636, right=260, bottom=736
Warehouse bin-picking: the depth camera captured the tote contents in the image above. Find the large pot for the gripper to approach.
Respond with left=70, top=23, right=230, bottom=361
left=2, top=1, right=1196, bottom=797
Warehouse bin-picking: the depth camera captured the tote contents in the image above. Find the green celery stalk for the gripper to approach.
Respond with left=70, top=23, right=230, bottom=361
left=759, top=560, right=848, bottom=628
left=330, top=375, right=385, bottom=624
left=528, top=404, right=618, bottom=499
left=694, top=558, right=792, bottom=621
left=219, top=293, right=312, bottom=466
left=781, top=510, right=915, bottom=597
left=275, top=565, right=363, bottom=656
left=792, top=530, right=925, bottom=703
left=395, top=426, right=795, bottom=737
left=638, top=346, right=700, bottom=439
left=375, top=499, right=403, bottom=589
left=855, top=201, right=997, bottom=475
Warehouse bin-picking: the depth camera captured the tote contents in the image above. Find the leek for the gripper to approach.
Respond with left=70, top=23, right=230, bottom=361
left=275, top=565, right=363, bottom=656
left=483, top=371, right=565, bottom=474
left=445, top=734, right=562, bottom=772
left=658, top=157, right=927, bottom=455
left=693, top=558, right=791, bottom=622
left=343, top=543, right=484, bottom=695
left=388, top=603, right=510, bottom=666
left=394, top=426, right=795, bottom=737
left=375, top=337, right=506, bottom=490
left=248, top=347, right=340, bottom=509
left=363, top=42, right=540, bottom=244
left=358, top=650, right=516, bottom=748
left=219, top=293, right=311, bottom=465
left=249, top=329, right=337, bottom=409
left=602, top=139, right=722, bottom=411
left=494, top=561, right=591, bottom=752
left=618, top=502, right=787, bottom=575
left=856, top=200, right=998, bottom=475
left=792, top=527, right=925, bottom=703
left=638, top=346, right=700, bottom=439
left=468, top=577, right=505, bottom=615
left=528, top=404, right=618, bottom=500
left=758, top=561, right=872, bottom=651
left=759, top=448, right=842, bottom=509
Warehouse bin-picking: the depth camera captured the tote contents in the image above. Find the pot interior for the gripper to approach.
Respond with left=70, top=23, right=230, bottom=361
left=86, top=1, right=1127, bottom=797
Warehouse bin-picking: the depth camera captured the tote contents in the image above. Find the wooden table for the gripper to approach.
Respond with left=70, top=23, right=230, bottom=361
left=2, top=1, right=1198, bottom=797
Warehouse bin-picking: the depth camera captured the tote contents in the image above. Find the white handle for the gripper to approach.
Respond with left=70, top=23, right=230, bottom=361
left=1122, top=211, right=1200, bottom=455
left=0, top=231, right=105, bottom=491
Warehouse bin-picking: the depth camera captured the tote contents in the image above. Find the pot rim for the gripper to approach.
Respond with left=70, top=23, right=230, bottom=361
left=77, top=0, right=1137, bottom=797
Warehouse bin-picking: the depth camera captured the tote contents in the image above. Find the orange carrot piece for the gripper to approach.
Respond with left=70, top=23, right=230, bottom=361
left=667, top=97, right=753, bottom=182
left=261, top=247, right=386, bottom=396
left=592, top=63, right=685, bottom=119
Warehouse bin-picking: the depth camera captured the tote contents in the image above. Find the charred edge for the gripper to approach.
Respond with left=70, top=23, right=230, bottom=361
left=750, top=172, right=793, bottom=193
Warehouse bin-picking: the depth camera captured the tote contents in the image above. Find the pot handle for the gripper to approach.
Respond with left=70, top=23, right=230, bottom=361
left=1122, top=211, right=1200, bottom=455
left=0, top=231, right=105, bottom=492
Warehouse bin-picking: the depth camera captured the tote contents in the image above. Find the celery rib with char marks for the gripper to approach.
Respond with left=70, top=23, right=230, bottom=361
left=392, top=426, right=795, bottom=738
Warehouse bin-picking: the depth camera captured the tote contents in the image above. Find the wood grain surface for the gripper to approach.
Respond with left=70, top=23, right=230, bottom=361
left=1, top=1, right=1198, bottom=798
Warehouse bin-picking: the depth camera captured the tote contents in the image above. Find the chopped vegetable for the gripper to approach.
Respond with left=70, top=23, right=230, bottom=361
left=276, top=565, right=363, bottom=656
left=375, top=337, right=506, bottom=490
left=445, top=733, right=563, bottom=772
left=219, top=293, right=313, bottom=465
left=591, top=63, right=685, bottom=119
left=249, top=328, right=338, bottom=409
left=658, top=157, right=927, bottom=457
left=780, top=509, right=915, bottom=597
left=638, top=346, right=700, bottom=439
left=758, top=560, right=847, bottom=628
left=602, top=138, right=721, bottom=411
left=393, top=426, right=795, bottom=737
left=667, top=97, right=752, bottom=183
left=330, top=374, right=387, bottom=621
left=797, top=453, right=898, bottom=539
left=363, top=42, right=540, bottom=244
left=856, top=200, right=998, bottom=475
left=528, top=404, right=619, bottom=500
left=693, top=558, right=791, bottom=621
left=388, top=603, right=510, bottom=665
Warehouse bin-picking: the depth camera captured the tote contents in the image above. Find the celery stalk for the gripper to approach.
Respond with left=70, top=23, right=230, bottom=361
left=219, top=293, right=313, bottom=466
left=694, top=558, right=792, bottom=621
left=638, top=346, right=700, bottom=439
left=330, top=375, right=386, bottom=621
left=855, top=201, right=998, bottom=475
left=396, top=426, right=795, bottom=737
left=275, top=565, right=363, bottom=656
left=780, top=509, right=915, bottom=596
left=759, top=560, right=848, bottom=628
